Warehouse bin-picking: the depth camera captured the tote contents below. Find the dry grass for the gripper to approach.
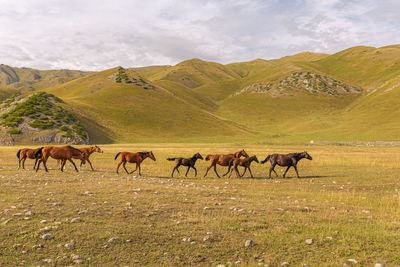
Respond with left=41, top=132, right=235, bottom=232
left=1, top=144, right=400, bottom=266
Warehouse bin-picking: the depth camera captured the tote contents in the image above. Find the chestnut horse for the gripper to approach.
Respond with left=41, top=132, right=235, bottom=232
left=17, top=147, right=42, bottom=170
left=115, top=151, right=156, bottom=175
left=59, top=145, right=103, bottom=171
left=203, top=149, right=249, bottom=178
left=261, top=151, right=312, bottom=178
left=227, top=155, right=259, bottom=178
left=167, top=153, right=203, bottom=177
left=35, top=146, right=86, bottom=172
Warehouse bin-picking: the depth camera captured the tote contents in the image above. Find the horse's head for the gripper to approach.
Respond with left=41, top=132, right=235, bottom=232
left=302, top=151, right=312, bottom=160
left=149, top=151, right=156, bottom=161
left=238, top=149, right=249, bottom=158
left=194, top=153, right=203, bottom=160
left=250, top=155, right=259, bottom=163
left=94, top=145, right=103, bottom=153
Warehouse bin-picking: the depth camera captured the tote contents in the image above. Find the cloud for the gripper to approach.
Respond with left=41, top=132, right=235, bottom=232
left=0, top=0, right=398, bottom=70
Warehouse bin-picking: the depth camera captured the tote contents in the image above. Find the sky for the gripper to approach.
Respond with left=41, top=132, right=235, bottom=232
left=0, top=0, right=399, bottom=70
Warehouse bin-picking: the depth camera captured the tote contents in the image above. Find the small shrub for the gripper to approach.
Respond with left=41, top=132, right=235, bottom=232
left=60, top=125, right=69, bottom=131
left=8, top=129, right=21, bottom=134
left=29, top=120, right=54, bottom=129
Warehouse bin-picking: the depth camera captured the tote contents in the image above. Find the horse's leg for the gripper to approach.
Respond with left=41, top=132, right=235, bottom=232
left=116, top=161, right=122, bottom=174
left=293, top=165, right=300, bottom=178
left=222, top=162, right=232, bottom=176
left=86, top=158, right=94, bottom=171
left=185, top=166, right=190, bottom=177
left=33, top=158, right=38, bottom=170
left=228, top=166, right=234, bottom=178
left=60, top=160, right=66, bottom=172
left=283, top=166, right=291, bottom=178
left=138, top=164, right=142, bottom=176
left=248, top=167, right=254, bottom=178
left=241, top=167, right=247, bottom=177
left=171, top=166, right=176, bottom=177
left=35, top=159, right=41, bottom=172
left=67, top=158, right=79, bottom=172
left=203, top=163, right=213, bottom=177
left=42, top=158, right=49, bottom=172
left=129, top=163, right=140, bottom=175
left=213, top=165, right=220, bottom=178
left=235, top=166, right=241, bottom=178
left=123, top=162, right=130, bottom=174
left=192, top=166, right=197, bottom=177
left=22, top=157, right=26, bottom=169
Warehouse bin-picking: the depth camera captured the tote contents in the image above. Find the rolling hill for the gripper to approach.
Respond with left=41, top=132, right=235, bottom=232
left=1, top=44, right=400, bottom=144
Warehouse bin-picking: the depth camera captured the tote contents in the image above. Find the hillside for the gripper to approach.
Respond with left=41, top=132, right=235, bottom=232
left=1, top=44, right=399, bottom=144
left=0, top=92, right=89, bottom=145
left=0, top=64, right=88, bottom=91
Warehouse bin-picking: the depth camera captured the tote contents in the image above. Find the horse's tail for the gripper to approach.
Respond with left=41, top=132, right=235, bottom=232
left=205, top=154, right=212, bottom=161
left=114, top=152, right=121, bottom=160
left=34, top=147, right=44, bottom=159
left=16, top=149, right=21, bottom=159
left=167, top=158, right=176, bottom=161
left=261, top=155, right=271, bottom=164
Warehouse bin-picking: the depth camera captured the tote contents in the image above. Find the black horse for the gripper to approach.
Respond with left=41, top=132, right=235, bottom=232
left=167, top=153, right=203, bottom=177
left=261, top=151, right=312, bottom=178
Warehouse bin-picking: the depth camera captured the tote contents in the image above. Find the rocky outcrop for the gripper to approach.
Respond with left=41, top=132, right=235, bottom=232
left=232, top=72, right=362, bottom=98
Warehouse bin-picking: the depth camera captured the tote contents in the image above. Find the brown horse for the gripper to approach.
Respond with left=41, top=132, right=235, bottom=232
left=227, top=155, right=259, bottom=178
left=167, top=153, right=203, bottom=177
left=35, top=146, right=86, bottom=172
left=203, top=149, right=249, bottom=178
left=261, top=151, right=312, bottom=178
left=17, top=147, right=42, bottom=170
left=59, top=145, right=103, bottom=171
left=115, top=151, right=156, bottom=175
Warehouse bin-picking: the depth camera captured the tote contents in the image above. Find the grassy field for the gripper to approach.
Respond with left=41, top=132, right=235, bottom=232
left=1, top=144, right=399, bottom=266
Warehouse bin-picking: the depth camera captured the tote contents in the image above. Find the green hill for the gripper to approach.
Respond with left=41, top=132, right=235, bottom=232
left=0, top=64, right=88, bottom=91
left=1, top=44, right=400, bottom=144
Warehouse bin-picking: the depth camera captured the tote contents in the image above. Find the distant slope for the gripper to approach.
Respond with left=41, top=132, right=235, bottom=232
left=0, top=64, right=88, bottom=91
left=44, top=67, right=254, bottom=143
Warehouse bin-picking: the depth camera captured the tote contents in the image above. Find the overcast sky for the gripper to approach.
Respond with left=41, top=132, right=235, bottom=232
left=0, top=0, right=399, bottom=70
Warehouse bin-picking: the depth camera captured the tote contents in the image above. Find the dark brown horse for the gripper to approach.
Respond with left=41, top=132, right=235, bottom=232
left=261, top=151, right=312, bottom=178
left=59, top=145, right=103, bottom=171
left=35, top=146, right=86, bottom=172
left=203, top=149, right=249, bottom=178
left=115, top=151, right=156, bottom=175
left=17, top=147, right=42, bottom=170
left=227, top=155, right=259, bottom=178
left=167, top=153, right=203, bottom=177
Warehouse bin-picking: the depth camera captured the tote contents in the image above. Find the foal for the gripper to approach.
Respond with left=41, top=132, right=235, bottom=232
left=115, top=151, right=156, bottom=175
left=17, top=147, right=42, bottom=170
left=167, top=153, right=203, bottom=177
left=59, top=145, right=103, bottom=171
left=227, top=155, right=259, bottom=178
left=203, top=149, right=249, bottom=178
left=261, top=151, right=312, bottom=178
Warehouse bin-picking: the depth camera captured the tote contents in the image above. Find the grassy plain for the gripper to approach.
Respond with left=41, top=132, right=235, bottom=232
left=1, top=144, right=400, bottom=266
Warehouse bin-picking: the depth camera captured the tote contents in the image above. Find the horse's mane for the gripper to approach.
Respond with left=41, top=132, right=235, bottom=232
left=139, top=151, right=150, bottom=156
left=191, top=153, right=200, bottom=160
left=69, top=146, right=83, bottom=153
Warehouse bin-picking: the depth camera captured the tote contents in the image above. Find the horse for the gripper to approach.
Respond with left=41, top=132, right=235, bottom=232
left=227, top=155, right=259, bottom=178
left=261, top=151, right=312, bottom=178
left=203, top=149, right=249, bottom=178
left=115, top=151, right=156, bottom=175
left=16, top=147, right=42, bottom=170
left=58, top=145, right=103, bottom=171
left=167, top=153, right=203, bottom=177
left=34, top=146, right=86, bottom=172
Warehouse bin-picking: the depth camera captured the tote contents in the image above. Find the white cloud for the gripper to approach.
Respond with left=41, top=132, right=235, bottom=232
left=0, top=0, right=398, bottom=70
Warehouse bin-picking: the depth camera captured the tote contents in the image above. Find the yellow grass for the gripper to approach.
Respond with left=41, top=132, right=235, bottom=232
left=1, top=144, right=400, bottom=266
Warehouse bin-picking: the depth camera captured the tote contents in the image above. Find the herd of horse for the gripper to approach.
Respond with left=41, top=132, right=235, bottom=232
left=16, top=146, right=313, bottom=178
